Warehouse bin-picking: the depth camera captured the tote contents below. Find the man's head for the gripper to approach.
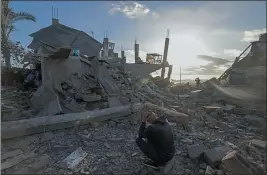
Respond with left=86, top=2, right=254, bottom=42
left=146, top=111, right=158, bottom=124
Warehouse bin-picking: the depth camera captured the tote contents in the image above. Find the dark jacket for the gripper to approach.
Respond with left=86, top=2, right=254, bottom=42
left=139, top=116, right=175, bottom=159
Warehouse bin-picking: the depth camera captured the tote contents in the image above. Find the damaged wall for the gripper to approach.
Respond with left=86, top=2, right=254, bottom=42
left=125, top=63, right=163, bottom=78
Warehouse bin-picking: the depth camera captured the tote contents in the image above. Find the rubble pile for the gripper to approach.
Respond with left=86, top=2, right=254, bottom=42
left=1, top=97, right=266, bottom=174
left=1, top=87, right=36, bottom=122
left=1, top=34, right=266, bottom=175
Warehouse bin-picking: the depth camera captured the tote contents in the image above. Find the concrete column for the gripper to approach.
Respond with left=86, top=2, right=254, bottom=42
left=161, top=29, right=170, bottom=79
left=103, top=38, right=109, bottom=58
left=121, top=50, right=126, bottom=73
left=121, top=50, right=125, bottom=59
left=134, top=40, right=139, bottom=64
left=167, top=65, right=173, bottom=80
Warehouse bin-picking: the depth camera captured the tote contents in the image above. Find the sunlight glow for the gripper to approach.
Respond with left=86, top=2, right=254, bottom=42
left=168, top=34, right=211, bottom=67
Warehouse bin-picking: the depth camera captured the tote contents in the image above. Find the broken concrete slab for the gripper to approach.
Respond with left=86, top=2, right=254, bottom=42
left=250, top=139, right=266, bottom=149
left=2, top=103, right=139, bottom=139
left=187, top=143, right=209, bottom=159
left=1, top=151, right=35, bottom=170
left=205, top=165, right=214, bottom=175
left=98, top=65, right=120, bottom=94
left=221, top=151, right=254, bottom=175
left=83, top=94, right=101, bottom=102
left=203, top=146, right=232, bottom=167
left=62, top=147, right=87, bottom=169
left=1, top=149, right=23, bottom=160
left=108, top=97, right=123, bottom=107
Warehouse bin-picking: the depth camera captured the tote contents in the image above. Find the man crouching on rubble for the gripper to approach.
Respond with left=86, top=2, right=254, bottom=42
left=136, top=108, right=175, bottom=168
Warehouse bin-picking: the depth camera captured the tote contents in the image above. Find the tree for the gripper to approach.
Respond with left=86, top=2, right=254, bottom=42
left=1, top=0, right=36, bottom=68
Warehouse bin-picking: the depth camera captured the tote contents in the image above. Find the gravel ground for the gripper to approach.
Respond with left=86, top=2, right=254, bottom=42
left=2, top=104, right=266, bottom=175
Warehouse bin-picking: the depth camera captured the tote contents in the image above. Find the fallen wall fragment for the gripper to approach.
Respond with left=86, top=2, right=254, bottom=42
left=1, top=104, right=136, bottom=140
left=1, top=102, right=189, bottom=140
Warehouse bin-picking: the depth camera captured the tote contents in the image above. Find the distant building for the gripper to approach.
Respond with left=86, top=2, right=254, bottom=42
left=27, top=18, right=103, bottom=82
left=28, top=18, right=102, bottom=57
left=99, top=38, right=119, bottom=60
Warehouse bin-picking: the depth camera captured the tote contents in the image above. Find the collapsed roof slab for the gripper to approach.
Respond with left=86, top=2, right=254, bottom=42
left=125, top=63, right=169, bottom=78
left=28, top=23, right=102, bottom=58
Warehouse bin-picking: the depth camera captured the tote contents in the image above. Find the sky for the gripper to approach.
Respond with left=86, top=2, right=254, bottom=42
left=10, top=1, right=266, bottom=80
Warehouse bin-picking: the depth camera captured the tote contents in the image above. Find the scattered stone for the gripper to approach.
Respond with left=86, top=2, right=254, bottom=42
left=80, top=168, right=90, bottom=174
left=104, top=143, right=111, bottom=149
left=38, top=145, right=49, bottom=155
left=214, top=170, right=224, bottom=175
left=106, top=152, right=122, bottom=157
left=221, top=105, right=235, bottom=113
left=199, top=163, right=207, bottom=169
left=204, top=146, right=232, bottom=167
left=28, top=154, right=50, bottom=172
left=108, top=97, right=122, bottom=107
left=250, top=139, right=266, bottom=149
left=225, top=141, right=238, bottom=150
left=83, top=94, right=101, bottom=102
left=199, top=169, right=205, bottom=175
left=233, top=108, right=248, bottom=115
left=205, top=165, right=214, bottom=175
left=91, top=122, right=100, bottom=128
left=61, top=147, right=88, bottom=169
left=181, top=138, right=193, bottom=144
left=187, top=143, right=208, bottom=159
left=184, top=169, right=191, bottom=175
left=131, top=152, right=138, bottom=157
left=245, top=115, right=265, bottom=128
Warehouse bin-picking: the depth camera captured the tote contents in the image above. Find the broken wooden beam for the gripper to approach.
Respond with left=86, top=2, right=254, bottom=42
left=1, top=104, right=140, bottom=140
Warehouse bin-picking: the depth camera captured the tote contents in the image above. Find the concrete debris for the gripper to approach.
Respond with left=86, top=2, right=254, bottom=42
left=203, top=146, right=233, bottom=167
left=187, top=143, right=208, bottom=159
left=1, top=103, right=138, bottom=139
left=205, top=165, right=214, bottom=175
left=249, top=139, right=266, bottom=149
left=61, top=147, right=87, bottom=169
left=1, top=31, right=266, bottom=175
left=221, top=151, right=255, bottom=175
left=108, top=96, right=122, bottom=107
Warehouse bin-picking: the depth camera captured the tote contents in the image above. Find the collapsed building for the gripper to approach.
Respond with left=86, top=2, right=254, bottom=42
left=214, top=33, right=266, bottom=111
left=1, top=17, right=266, bottom=175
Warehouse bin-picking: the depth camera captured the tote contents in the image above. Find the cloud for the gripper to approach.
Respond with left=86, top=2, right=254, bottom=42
left=241, top=28, right=266, bottom=42
left=223, top=49, right=242, bottom=57
left=112, top=1, right=265, bottom=79
left=109, top=2, right=150, bottom=19
left=197, top=55, right=231, bottom=65
left=181, top=55, right=232, bottom=76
